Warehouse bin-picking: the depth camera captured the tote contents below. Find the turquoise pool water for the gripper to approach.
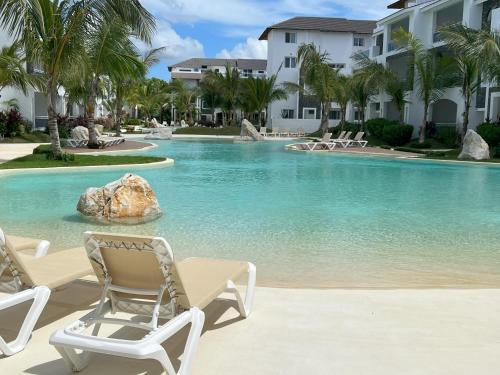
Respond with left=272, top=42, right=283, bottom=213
left=1, top=139, right=500, bottom=288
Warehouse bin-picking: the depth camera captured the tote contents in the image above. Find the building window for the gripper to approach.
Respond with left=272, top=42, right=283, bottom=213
left=242, top=69, right=252, bottom=77
left=285, top=32, right=297, bottom=43
left=258, top=70, right=265, bottom=74
left=179, top=68, right=191, bottom=72
left=354, top=110, right=363, bottom=121
left=303, top=108, right=316, bottom=119
left=375, top=102, right=381, bottom=111
left=329, top=109, right=341, bottom=120
left=281, top=109, right=295, bottom=119
left=354, top=37, right=365, bottom=47
left=329, top=63, right=346, bottom=69
left=284, top=56, right=297, bottom=68
left=214, top=68, right=220, bottom=73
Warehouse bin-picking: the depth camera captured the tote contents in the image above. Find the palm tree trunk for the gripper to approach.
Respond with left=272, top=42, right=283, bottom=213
left=257, top=110, right=263, bottom=128
left=87, top=78, right=99, bottom=149
left=462, top=93, right=470, bottom=145
left=47, top=82, right=62, bottom=157
left=420, top=105, right=428, bottom=143
left=399, top=106, right=404, bottom=125
left=320, top=102, right=330, bottom=134
left=340, top=106, right=346, bottom=131
left=115, top=91, right=123, bottom=137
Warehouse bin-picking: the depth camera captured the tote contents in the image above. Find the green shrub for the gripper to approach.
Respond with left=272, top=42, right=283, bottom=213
left=434, top=127, right=458, bottom=148
left=476, top=123, right=500, bottom=147
left=33, top=144, right=51, bottom=154
left=408, top=140, right=432, bottom=149
left=382, top=124, right=413, bottom=146
left=45, top=151, right=75, bottom=161
left=124, top=118, right=142, bottom=126
left=366, top=118, right=398, bottom=138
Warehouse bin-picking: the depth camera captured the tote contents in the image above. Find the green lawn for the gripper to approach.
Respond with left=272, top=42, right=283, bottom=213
left=0, top=153, right=166, bottom=169
left=174, top=126, right=240, bottom=136
left=424, top=149, right=500, bottom=163
left=0, top=131, right=51, bottom=143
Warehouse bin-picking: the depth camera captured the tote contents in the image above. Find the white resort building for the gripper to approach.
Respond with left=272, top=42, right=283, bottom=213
left=259, top=17, right=377, bottom=133
left=168, top=58, right=267, bottom=123
left=368, top=0, right=500, bottom=132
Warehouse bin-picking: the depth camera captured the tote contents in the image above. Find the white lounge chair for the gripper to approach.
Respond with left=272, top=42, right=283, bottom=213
left=0, top=228, right=91, bottom=355
left=0, top=286, right=51, bottom=356
left=297, top=128, right=305, bottom=137
left=50, top=232, right=256, bottom=375
left=345, top=132, right=368, bottom=147
left=330, top=131, right=352, bottom=148
left=270, top=128, right=280, bottom=137
left=259, top=127, right=267, bottom=136
left=304, top=133, right=335, bottom=151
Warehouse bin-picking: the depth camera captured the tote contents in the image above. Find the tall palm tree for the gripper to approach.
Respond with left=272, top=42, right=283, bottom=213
left=285, top=43, right=338, bottom=135
left=350, top=74, right=375, bottom=130
left=84, top=20, right=146, bottom=148
left=385, top=77, right=409, bottom=124
left=133, top=78, right=169, bottom=123
left=171, top=79, right=200, bottom=124
left=331, top=74, right=352, bottom=130
left=440, top=24, right=492, bottom=143
left=199, top=77, right=222, bottom=125
left=0, top=0, right=155, bottom=156
left=393, top=29, right=453, bottom=143
left=0, top=41, right=38, bottom=95
left=240, top=75, right=288, bottom=127
left=203, top=63, right=241, bottom=126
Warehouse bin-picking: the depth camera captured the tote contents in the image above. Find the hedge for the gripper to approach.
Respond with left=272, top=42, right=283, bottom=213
left=476, top=123, right=500, bottom=147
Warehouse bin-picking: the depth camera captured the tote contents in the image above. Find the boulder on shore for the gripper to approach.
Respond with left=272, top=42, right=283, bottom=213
left=234, top=119, right=264, bottom=142
left=77, top=173, right=162, bottom=223
left=145, top=128, right=172, bottom=140
left=458, top=129, right=490, bottom=160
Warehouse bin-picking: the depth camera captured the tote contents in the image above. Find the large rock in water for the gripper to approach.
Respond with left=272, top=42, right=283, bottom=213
left=458, top=129, right=490, bottom=160
left=77, top=173, right=162, bottom=223
left=235, top=119, right=264, bottom=141
left=144, top=128, right=172, bottom=140
left=71, top=126, right=89, bottom=140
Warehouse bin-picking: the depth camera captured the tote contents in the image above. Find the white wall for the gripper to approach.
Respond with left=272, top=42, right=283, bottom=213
left=271, top=118, right=338, bottom=133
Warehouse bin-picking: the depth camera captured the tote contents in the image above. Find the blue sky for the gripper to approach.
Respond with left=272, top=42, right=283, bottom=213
left=140, top=0, right=393, bottom=80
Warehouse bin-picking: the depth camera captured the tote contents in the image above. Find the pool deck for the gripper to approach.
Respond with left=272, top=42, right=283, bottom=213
left=2, top=279, right=500, bottom=375
left=0, top=143, right=45, bottom=163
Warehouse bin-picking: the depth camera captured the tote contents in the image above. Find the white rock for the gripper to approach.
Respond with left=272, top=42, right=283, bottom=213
left=236, top=119, right=264, bottom=141
left=71, top=126, right=89, bottom=140
left=458, top=129, right=490, bottom=160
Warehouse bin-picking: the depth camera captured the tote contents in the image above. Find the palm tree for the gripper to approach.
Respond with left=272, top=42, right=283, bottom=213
left=240, top=75, right=288, bottom=127
left=331, top=74, right=352, bottom=130
left=350, top=74, right=375, bottom=130
left=171, top=80, right=200, bottom=124
left=199, top=77, right=222, bottom=125
left=84, top=20, right=146, bottom=148
left=385, top=77, right=409, bottom=124
left=0, top=0, right=155, bottom=156
left=0, top=41, right=38, bottom=95
left=203, top=63, right=241, bottom=126
left=285, top=43, right=338, bottom=135
left=134, top=78, right=169, bottom=123
left=440, top=24, right=493, bottom=143
left=393, top=30, right=453, bottom=143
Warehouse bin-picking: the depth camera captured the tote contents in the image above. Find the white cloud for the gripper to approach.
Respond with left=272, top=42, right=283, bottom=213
left=134, top=20, right=204, bottom=62
left=216, top=37, right=267, bottom=59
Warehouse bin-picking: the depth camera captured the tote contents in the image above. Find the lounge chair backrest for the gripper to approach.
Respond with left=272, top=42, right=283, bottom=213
left=322, top=133, right=332, bottom=142
left=0, top=230, right=34, bottom=290
left=337, top=131, right=346, bottom=140
left=84, top=232, right=189, bottom=312
left=260, top=127, right=266, bottom=134
left=344, top=131, right=352, bottom=140
left=354, top=132, right=364, bottom=141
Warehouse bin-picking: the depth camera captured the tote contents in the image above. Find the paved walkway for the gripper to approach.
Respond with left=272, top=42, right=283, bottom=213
left=0, top=143, right=45, bottom=163
left=2, top=281, right=500, bottom=375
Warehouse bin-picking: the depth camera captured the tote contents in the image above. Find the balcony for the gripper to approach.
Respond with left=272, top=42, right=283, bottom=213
left=372, top=45, right=382, bottom=57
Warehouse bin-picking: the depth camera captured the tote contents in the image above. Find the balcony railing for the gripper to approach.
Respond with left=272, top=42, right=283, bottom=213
left=387, top=42, right=397, bottom=52
left=372, top=45, right=382, bottom=57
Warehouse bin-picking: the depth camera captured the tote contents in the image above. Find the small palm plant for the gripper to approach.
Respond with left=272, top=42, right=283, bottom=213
left=0, top=41, right=39, bottom=95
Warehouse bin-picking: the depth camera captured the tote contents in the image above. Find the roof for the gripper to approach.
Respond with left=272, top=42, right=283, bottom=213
left=258, top=17, right=377, bottom=40
left=168, top=58, right=267, bottom=72
left=387, top=0, right=407, bottom=8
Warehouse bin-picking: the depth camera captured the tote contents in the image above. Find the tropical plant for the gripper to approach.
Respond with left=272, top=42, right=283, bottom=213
left=385, top=77, right=409, bottom=124
left=133, top=78, right=169, bottom=123
left=171, top=79, right=200, bottom=124
left=0, top=41, right=38, bottom=94
left=240, top=75, right=287, bottom=127
left=349, top=73, right=376, bottom=131
left=440, top=24, right=490, bottom=144
left=203, top=63, right=241, bottom=126
left=331, top=74, right=352, bottom=131
left=0, top=0, right=155, bottom=156
left=199, top=77, right=222, bottom=125
left=393, top=29, right=454, bottom=143
left=285, top=43, right=338, bottom=134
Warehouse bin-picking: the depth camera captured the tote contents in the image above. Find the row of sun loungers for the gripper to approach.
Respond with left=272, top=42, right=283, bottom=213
left=0, top=227, right=255, bottom=375
left=302, top=131, right=368, bottom=151
left=259, top=127, right=306, bottom=137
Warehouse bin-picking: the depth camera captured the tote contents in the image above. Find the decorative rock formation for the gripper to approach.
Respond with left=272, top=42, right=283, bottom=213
left=72, top=126, right=89, bottom=140
left=77, top=173, right=162, bottom=223
left=458, top=129, right=490, bottom=160
left=235, top=119, right=264, bottom=141
left=144, top=128, right=172, bottom=140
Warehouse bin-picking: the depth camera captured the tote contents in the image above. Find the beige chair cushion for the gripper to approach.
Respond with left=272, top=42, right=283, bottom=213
left=174, top=258, right=248, bottom=310
left=5, top=235, right=43, bottom=253
left=18, top=247, right=92, bottom=289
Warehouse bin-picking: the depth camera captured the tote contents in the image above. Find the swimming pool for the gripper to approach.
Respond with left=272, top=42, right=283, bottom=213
left=1, top=139, right=499, bottom=288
